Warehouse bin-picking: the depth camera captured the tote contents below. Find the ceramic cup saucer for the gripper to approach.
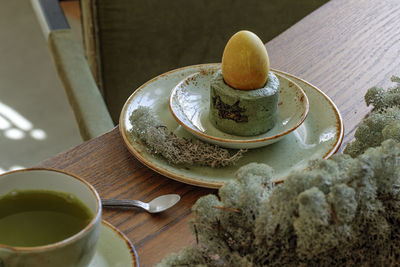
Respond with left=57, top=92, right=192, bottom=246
left=169, top=68, right=309, bottom=149
left=89, top=220, right=138, bottom=267
left=119, top=63, right=343, bottom=188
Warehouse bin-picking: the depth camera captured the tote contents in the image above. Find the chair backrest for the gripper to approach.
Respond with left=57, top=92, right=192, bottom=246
left=81, top=0, right=328, bottom=122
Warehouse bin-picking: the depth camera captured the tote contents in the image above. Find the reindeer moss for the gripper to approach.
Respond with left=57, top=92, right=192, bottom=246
left=128, top=106, right=246, bottom=168
left=344, top=76, right=400, bottom=157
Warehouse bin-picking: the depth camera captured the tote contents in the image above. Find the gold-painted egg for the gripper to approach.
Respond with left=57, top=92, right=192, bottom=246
left=222, top=30, right=270, bottom=90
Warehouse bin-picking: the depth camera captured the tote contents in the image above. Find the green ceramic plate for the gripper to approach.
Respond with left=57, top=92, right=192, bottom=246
left=89, top=220, right=138, bottom=267
left=119, top=64, right=343, bottom=188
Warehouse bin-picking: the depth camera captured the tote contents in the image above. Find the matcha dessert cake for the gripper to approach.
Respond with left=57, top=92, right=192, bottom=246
left=209, top=30, right=279, bottom=136
left=210, top=70, right=279, bottom=136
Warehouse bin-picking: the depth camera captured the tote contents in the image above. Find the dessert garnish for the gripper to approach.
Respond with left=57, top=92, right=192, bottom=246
left=222, top=30, right=270, bottom=90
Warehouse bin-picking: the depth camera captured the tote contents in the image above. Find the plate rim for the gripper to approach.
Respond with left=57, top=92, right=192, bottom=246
left=274, top=68, right=344, bottom=158
left=98, top=220, right=139, bottom=267
left=168, top=68, right=310, bottom=147
left=119, top=63, right=344, bottom=189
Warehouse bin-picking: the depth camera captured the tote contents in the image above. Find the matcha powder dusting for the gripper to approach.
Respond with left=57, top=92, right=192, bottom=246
left=128, top=106, right=246, bottom=168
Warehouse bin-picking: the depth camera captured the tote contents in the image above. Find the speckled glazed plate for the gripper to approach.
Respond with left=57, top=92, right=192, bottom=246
left=120, top=63, right=343, bottom=188
left=169, top=68, right=309, bottom=149
left=89, top=220, right=138, bottom=267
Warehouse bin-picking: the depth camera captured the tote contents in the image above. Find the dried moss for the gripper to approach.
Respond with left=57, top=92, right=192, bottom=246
left=344, top=76, right=400, bottom=157
left=159, top=140, right=400, bottom=267
left=158, top=77, right=400, bottom=266
left=128, top=106, right=246, bottom=168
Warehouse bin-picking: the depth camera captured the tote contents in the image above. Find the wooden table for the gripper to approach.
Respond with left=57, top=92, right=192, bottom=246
left=36, top=0, right=400, bottom=266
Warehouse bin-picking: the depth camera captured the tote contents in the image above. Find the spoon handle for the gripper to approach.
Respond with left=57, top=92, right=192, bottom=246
left=102, top=199, right=149, bottom=210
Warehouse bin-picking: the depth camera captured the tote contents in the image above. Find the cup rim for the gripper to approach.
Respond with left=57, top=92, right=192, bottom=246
left=0, top=167, right=102, bottom=252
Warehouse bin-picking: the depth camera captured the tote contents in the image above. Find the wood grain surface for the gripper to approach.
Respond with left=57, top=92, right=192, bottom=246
left=36, top=0, right=400, bottom=266
left=267, top=0, right=400, bottom=147
left=37, top=127, right=216, bottom=266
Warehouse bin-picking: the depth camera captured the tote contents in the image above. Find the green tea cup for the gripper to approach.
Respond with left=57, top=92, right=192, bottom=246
left=0, top=168, right=102, bottom=267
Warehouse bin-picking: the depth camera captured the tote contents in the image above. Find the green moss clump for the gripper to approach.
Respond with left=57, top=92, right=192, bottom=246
left=159, top=140, right=400, bottom=266
left=365, top=76, right=400, bottom=110
left=344, top=76, right=400, bottom=157
left=128, top=106, right=246, bottom=168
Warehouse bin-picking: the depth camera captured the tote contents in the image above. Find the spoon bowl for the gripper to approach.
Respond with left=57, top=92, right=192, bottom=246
left=102, top=194, right=181, bottom=213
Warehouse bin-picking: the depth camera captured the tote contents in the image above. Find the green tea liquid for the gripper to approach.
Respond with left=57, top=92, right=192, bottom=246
left=0, top=190, right=93, bottom=247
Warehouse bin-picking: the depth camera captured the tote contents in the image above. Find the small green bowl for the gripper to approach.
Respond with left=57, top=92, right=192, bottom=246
left=169, top=67, right=309, bottom=149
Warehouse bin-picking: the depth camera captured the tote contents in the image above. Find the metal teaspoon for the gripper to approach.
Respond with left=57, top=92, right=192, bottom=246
left=101, top=194, right=181, bottom=213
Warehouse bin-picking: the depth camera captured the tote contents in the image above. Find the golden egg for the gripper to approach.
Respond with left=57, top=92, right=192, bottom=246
left=222, top=30, right=270, bottom=90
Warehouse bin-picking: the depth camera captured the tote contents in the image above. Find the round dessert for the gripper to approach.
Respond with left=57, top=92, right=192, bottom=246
left=210, top=30, right=280, bottom=136
left=210, top=70, right=279, bottom=136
